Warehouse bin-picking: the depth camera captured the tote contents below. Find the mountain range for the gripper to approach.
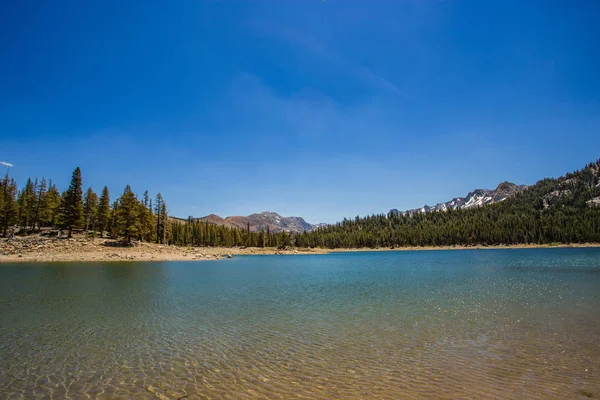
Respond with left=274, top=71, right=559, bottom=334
left=187, top=160, right=599, bottom=241
left=193, top=182, right=529, bottom=233
left=195, top=212, right=325, bottom=233
left=389, top=181, right=528, bottom=217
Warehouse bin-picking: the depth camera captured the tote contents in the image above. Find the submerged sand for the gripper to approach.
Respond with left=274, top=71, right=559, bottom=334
left=1, top=234, right=598, bottom=263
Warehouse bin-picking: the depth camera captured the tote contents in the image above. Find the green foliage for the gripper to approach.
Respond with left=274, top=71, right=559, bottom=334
left=0, top=176, right=19, bottom=236
left=109, top=200, right=119, bottom=239
left=17, top=178, right=36, bottom=229
left=295, top=159, right=600, bottom=248
left=96, top=186, right=111, bottom=237
left=42, top=182, right=61, bottom=228
left=154, top=193, right=167, bottom=244
left=141, top=191, right=155, bottom=242
left=166, top=218, right=294, bottom=248
left=58, top=167, right=84, bottom=237
left=33, top=178, right=47, bottom=231
left=83, top=187, right=98, bottom=231
left=115, top=185, right=142, bottom=243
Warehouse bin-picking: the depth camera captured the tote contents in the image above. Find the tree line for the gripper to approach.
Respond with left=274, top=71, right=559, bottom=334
left=2, top=160, right=599, bottom=248
left=0, top=167, right=296, bottom=247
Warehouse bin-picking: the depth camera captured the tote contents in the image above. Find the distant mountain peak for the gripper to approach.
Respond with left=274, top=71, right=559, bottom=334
left=390, top=181, right=527, bottom=216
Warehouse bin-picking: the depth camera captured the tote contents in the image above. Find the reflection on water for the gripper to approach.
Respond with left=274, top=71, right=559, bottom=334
left=1, top=249, right=599, bottom=399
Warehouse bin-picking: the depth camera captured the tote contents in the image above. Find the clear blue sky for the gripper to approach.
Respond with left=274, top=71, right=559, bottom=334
left=1, top=1, right=599, bottom=223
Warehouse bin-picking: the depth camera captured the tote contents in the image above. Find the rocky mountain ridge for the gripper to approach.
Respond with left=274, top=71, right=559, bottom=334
left=195, top=211, right=322, bottom=233
left=389, top=181, right=528, bottom=217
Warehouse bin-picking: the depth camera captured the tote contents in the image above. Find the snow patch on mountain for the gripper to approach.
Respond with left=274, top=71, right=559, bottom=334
left=390, top=182, right=527, bottom=217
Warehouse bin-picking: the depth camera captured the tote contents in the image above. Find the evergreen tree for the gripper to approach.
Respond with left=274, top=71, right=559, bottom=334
left=116, top=185, right=142, bottom=243
left=155, top=193, right=166, bottom=244
left=141, top=190, right=154, bottom=242
left=42, top=182, right=61, bottom=228
left=160, top=202, right=168, bottom=244
left=109, top=200, right=120, bottom=239
left=58, top=167, right=84, bottom=238
left=33, top=178, right=47, bottom=231
left=17, top=178, right=36, bottom=229
left=96, top=186, right=111, bottom=237
left=1, top=176, right=19, bottom=236
left=83, top=187, right=99, bottom=231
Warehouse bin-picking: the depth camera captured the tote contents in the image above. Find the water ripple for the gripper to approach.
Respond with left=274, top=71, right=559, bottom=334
left=1, top=250, right=599, bottom=399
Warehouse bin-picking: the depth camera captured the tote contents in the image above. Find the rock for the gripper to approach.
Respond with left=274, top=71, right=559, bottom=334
left=587, top=196, right=600, bottom=207
left=227, top=254, right=232, bottom=258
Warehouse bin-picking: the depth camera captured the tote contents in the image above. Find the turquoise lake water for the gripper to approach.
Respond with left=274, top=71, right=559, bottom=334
left=1, top=248, right=599, bottom=399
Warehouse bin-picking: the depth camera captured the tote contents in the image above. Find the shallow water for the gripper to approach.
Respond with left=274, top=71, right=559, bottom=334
left=1, top=248, right=599, bottom=399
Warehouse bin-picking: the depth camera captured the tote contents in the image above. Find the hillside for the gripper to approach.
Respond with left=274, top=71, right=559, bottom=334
left=294, top=160, right=600, bottom=248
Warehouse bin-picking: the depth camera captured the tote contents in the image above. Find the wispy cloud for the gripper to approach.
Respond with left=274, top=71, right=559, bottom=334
left=202, top=72, right=419, bottom=166
left=0, top=161, right=14, bottom=167
left=245, top=19, right=411, bottom=100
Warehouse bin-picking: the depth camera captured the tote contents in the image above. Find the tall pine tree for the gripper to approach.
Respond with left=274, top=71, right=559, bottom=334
left=96, top=186, right=111, bottom=237
left=116, top=185, right=142, bottom=244
left=59, top=167, right=84, bottom=238
left=17, top=178, right=36, bottom=230
left=83, top=187, right=98, bottom=231
left=42, top=182, right=61, bottom=228
left=154, top=193, right=165, bottom=244
left=1, top=176, right=19, bottom=236
left=33, top=178, right=47, bottom=231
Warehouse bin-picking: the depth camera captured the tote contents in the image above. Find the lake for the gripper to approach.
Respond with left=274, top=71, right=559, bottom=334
left=1, top=249, right=599, bottom=399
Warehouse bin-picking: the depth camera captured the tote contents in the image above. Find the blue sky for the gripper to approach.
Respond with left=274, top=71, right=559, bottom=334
left=1, top=1, right=599, bottom=223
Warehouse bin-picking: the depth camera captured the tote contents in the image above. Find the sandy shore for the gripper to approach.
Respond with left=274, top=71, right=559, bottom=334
left=1, top=234, right=599, bottom=263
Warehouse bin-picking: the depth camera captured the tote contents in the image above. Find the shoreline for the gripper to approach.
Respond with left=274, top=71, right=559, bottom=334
left=326, top=243, right=600, bottom=253
left=1, top=236, right=599, bottom=263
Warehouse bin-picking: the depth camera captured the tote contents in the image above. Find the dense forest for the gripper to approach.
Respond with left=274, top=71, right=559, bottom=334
left=297, top=160, right=600, bottom=248
left=1, top=160, right=599, bottom=248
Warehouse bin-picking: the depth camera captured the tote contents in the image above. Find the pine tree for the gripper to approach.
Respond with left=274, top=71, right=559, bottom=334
left=33, top=178, right=47, bottom=231
left=17, top=178, right=36, bottom=230
left=160, top=202, right=168, bottom=244
left=59, top=167, right=84, bottom=238
left=43, top=182, right=61, bottom=228
left=1, top=176, right=19, bottom=236
left=154, top=193, right=165, bottom=244
left=116, top=185, right=142, bottom=243
left=83, top=187, right=98, bottom=231
left=141, top=190, right=154, bottom=242
left=109, top=200, right=119, bottom=239
left=96, top=186, right=111, bottom=237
